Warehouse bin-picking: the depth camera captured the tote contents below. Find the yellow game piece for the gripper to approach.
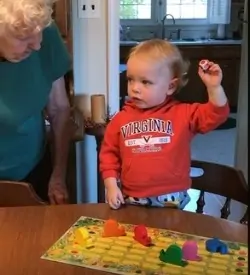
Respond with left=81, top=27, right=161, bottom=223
left=75, top=227, right=92, bottom=246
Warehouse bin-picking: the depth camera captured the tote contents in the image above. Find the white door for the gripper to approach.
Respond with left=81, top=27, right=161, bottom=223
left=234, top=0, right=248, bottom=181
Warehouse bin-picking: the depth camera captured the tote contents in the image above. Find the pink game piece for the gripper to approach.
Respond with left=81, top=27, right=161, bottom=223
left=199, top=60, right=210, bottom=71
left=182, top=241, right=202, bottom=261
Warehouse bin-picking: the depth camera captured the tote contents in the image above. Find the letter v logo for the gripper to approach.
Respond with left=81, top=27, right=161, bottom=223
left=142, top=135, right=151, bottom=143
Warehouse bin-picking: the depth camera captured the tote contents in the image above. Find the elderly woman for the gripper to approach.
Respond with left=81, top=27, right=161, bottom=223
left=0, top=0, right=71, bottom=204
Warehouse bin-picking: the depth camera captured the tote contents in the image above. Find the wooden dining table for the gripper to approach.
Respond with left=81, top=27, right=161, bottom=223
left=0, top=203, right=247, bottom=275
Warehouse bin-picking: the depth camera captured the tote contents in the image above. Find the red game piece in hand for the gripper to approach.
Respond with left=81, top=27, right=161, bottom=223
left=199, top=59, right=210, bottom=72
left=133, top=225, right=152, bottom=246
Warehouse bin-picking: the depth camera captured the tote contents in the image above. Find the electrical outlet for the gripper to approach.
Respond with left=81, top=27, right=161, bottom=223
left=78, top=0, right=101, bottom=19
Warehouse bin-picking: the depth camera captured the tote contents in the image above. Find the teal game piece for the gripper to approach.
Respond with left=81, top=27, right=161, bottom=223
left=228, top=242, right=241, bottom=250
left=159, top=244, right=188, bottom=267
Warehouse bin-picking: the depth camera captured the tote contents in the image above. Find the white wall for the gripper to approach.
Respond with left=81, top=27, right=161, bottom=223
left=72, top=0, right=120, bottom=202
left=234, top=0, right=248, bottom=182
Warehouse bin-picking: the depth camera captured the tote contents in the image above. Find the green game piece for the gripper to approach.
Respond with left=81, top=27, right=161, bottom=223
left=159, top=244, right=188, bottom=267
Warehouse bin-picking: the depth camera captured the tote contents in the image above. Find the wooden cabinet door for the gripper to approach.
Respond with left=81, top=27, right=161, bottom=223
left=52, top=0, right=72, bottom=53
left=53, top=0, right=70, bottom=39
left=218, top=59, right=240, bottom=109
left=175, top=57, right=240, bottom=108
left=175, top=59, right=207, bottom=103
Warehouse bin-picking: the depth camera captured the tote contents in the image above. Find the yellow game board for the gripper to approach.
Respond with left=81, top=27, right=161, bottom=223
left=41, top=216, right=248, bottom=275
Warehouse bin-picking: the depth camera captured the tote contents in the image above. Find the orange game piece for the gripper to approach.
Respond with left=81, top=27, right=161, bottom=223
left=102, top=219, right=126, bottom=237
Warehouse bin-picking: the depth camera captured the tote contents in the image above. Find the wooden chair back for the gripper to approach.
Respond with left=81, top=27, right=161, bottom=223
left=0, top=181, right=47, bottom=207
left=190, top=160, right=248, bottom=224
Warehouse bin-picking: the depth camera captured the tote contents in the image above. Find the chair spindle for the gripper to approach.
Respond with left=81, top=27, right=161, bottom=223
left=196, top=190, right=205, bottom=214
left=240, top=207, right=248, bottom=225
left=220, top=197, right=231, bottom=219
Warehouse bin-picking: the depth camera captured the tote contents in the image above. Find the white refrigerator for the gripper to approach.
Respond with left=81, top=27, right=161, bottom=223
left=234, top=0, right=248, bottom=181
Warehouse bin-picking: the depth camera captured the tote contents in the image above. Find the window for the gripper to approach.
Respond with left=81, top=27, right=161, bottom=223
left=120, top=0, right=231, bottom=25
left=120, top=0, right=152, bottom=19
left=166, top=0, right=208, bottom=20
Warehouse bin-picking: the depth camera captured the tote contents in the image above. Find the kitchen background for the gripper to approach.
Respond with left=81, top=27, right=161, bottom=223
left=52, top=0, right=247, bottom=221
left=118, top=1, right=244, bottom=41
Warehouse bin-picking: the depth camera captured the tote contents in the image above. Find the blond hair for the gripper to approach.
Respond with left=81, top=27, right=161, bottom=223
left=0, top=0, right=56, bottom=37
left=128, top=39, right=190, bottom=92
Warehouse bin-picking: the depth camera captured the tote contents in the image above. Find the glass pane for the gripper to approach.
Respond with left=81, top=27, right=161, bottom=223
left=181, top=0, right=195, bottom=4
left=198, top=0, right=207, bottom=4
left=194, top=4, right=207, bottom=18
left=120, top=5, right=137, bottom=19
left=167, top=0, right=181, bottom=4
left=120, top=0, right=151, bottom=19
left=166, top=0, right=208, bottom=19
left=120, top=0, right=151, bottom=5
left=167, top=5, right=181, bottom=19
left=138, top=5, right=151, bottom=19
left=180, top=5, right=194, bottom=19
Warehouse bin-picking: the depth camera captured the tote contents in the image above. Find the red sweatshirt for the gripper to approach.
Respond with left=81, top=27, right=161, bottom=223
left=99, top=98, right=229, bottom=198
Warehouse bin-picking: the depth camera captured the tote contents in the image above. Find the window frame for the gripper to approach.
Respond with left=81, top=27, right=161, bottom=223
left=120, top=0, right=211, bottom=26
left=120, top=0, right=158, bottom=26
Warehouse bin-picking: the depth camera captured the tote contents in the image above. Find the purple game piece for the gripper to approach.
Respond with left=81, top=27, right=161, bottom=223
left=182, top=241, right=202, bottom=261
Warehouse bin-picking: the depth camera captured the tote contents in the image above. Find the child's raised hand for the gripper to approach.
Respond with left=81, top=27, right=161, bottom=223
left=198, top=60, right=223, bottom=89
left=106, top=185, right=125, bottom=209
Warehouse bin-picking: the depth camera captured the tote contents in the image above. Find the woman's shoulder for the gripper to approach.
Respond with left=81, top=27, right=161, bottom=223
left=41, top=22, right=65, bottom=48
left=39, top=21, right=72, bottom=81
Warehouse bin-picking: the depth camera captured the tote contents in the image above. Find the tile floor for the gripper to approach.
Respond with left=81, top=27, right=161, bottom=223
left=185, top=115, right=247, bottom=223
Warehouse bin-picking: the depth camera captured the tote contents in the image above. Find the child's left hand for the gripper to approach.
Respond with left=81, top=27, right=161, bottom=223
left=198, top=60, right=223, bottom=89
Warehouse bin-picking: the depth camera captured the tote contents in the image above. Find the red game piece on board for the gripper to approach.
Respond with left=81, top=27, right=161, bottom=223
left=102, top=219, right=126, bottom=237
left=133, top=225, right=152, bottom=246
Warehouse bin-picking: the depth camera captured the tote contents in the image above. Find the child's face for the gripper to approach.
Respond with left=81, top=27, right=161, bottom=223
left=126, top=55, right=176, bottom=109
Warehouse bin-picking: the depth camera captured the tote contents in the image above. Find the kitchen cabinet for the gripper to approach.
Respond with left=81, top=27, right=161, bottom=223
left=120, top=44, right=241, bottom=112
left=176, top=45, right=241, bottom=112
left=219, top=59, right=240, bottom=109
left=52, top=0, right=72, bottom=53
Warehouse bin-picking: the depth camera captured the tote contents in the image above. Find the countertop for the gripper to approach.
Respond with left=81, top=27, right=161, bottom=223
left=120, top=39, right=242, bottom=46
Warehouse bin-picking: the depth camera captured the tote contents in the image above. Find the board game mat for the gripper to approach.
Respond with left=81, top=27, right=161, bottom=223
left=41, top=216, right=248, bottom=275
